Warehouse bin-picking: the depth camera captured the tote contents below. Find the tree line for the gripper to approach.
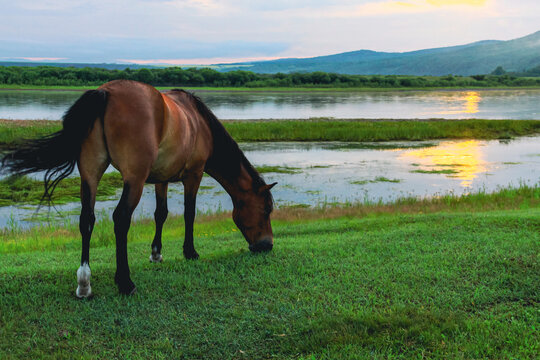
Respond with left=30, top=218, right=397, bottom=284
left=1, top=65, right=540, bottom=88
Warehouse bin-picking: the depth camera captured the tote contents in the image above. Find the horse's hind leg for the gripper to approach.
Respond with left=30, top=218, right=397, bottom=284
left=76, top=122, right=109, bottom=298
left=113, top=177, right=146, bottom=295
left=150, top=183, right=168, bottom=263
left=76, top=179, right=99, bottom=298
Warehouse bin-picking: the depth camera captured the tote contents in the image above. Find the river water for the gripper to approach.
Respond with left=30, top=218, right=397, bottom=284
left=1, top=89, right=540, bottom=120
left=1, top=137, right=538, bottom=229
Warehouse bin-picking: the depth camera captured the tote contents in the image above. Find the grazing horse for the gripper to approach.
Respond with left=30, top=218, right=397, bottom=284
left=2, top=80, right=276, bottom=297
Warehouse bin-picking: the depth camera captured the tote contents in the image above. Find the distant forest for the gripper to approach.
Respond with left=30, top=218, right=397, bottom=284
left=1, top=65, right=540, bottom=88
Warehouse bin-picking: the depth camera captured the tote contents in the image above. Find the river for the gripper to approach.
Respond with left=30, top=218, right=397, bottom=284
left=1, top=89, right=540, bottom=120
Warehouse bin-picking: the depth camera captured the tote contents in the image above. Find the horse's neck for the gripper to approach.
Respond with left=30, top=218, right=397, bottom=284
left=206, top=161, right=253, bottom=205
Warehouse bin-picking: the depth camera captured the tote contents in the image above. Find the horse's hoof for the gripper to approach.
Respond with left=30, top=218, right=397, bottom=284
left=149, top=252, right=163, bottom=263
left=76, top=263, right=92, bottom=298
left=76, top=284, right=92, bottom=299
left=115, top=273, right=136, bottom=295
left=117, top=282, right=137, bottom=295
left=184, top=250, right=199, bottom=260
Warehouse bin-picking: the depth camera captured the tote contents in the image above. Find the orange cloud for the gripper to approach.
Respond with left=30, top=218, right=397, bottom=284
left=427, top=0, right=486, bottom=6
left=327, top=0, right=490, bottom=17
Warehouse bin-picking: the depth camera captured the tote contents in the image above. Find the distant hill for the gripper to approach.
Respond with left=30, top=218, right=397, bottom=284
left=218, top=31, right=540, bottom=76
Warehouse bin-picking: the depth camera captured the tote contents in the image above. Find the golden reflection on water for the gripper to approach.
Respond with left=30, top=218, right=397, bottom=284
left=437, top=91, right=481, bottom=115
left=399, top=140, right=487, bottom=187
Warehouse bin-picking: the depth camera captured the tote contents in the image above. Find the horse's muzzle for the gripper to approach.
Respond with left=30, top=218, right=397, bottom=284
left=249, top=237, right=273, bottom=252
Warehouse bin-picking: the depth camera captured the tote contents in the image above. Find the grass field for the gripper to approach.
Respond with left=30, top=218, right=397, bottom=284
left=1, top=119, right=539, bottom=150
left=0, top=188, right=539, bottom=359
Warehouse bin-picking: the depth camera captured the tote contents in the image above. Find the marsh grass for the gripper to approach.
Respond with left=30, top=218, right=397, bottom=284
left=0, top=119, right=61, bottom=150
left=224, top=119, right=540, bottom=142
left=350, top=177, right=402, bottom=185
left=255, top=165, right=302, bottom=174
left=411, top=169, right=459, bottom=174
left=0, top=172, right=123, bottom=206
left=1, top=119, right=539, bottom=149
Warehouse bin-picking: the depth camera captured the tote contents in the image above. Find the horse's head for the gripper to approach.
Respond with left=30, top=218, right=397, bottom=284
left=232, top=182, right=277, bottom=252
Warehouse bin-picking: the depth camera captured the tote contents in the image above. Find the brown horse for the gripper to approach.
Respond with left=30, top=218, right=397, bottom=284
left=2, top=80, right=276, bottom=297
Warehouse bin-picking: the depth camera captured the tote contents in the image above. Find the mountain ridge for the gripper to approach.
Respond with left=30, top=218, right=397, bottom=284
left=218, top=31, right=540, bottom=76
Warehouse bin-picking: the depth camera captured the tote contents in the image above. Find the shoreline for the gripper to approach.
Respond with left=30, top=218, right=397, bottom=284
left=1, top=85, right=540, bottom=93
left=2, top=183, right=538, bottom=243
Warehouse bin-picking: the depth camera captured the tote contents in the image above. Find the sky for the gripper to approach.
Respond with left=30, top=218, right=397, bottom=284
left=0, top=0, right=539, bottom=65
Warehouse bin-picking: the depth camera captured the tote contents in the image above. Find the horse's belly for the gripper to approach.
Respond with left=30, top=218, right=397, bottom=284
left=147, top=151, right=188, bottom=183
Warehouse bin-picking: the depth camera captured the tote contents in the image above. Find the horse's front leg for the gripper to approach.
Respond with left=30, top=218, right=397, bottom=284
left=182, top=171, right=203, bottom=260
left=150, top=183, right=168, bottom=263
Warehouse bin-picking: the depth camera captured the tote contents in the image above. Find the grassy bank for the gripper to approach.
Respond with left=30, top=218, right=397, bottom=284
left=225, top=119, right=540, bottom=142
left=1, top=119, right=539, bottom=150
left=2, top=184, right=539, bottom=253
left=1, top=191, right=538, bottom=359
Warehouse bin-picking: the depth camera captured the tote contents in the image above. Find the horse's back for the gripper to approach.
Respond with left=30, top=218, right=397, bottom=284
left=81, top=80, right=211, bottom=184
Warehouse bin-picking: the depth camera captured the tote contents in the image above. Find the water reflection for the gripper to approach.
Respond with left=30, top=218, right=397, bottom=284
left=436, top=91, right=481, bottom=115
left=399, top=140, right=487, bottom=187
left=464, top=92, right=481, bottom=114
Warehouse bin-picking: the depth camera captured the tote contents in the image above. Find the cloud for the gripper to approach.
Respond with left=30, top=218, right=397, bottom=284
left=0, top=37, right=289, bottom=63
left=0, top=57, right=68, bottom=62
left=118, top=56, right=281, bottom=65
left=296, top=0, right=493, bottom=17
left=16, top=0, right=88, bottom=11
left=1, top=0, right=538, bottom=64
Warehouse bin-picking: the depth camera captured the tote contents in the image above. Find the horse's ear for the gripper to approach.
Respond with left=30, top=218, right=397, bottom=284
left=259, top=182, right=277, bottom=194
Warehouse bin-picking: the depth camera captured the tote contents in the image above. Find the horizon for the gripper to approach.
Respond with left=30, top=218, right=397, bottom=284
left=3, top=29, right=539, bottom=68
left=1, top=1, right=539, bottom=66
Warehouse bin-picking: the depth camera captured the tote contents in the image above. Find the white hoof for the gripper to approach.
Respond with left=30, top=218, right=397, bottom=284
left=149, top=253, right=163, bottom=263
left=76, top=263, right=92, bottom=298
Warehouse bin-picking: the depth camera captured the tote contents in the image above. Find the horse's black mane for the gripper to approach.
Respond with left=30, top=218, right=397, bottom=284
left=170, top=89, right=273, bottom=214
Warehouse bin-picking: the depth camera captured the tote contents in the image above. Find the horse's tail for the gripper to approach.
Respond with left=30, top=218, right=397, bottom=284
left=1, top=89, right=108, bottom=201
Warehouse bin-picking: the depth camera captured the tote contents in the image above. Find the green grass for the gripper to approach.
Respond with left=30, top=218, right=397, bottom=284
left=0, top=189, right=538, bottom=358
left=350, top=176, right=402, bottom=185
left=0, top=120, right=61, bottom=150
left=411, top=169, right=459, bottom=175
left=224, top=119, right=540, bottom=142
left=255, top=165, right=302, bottom=174
left=1, top=119, right=539, bottom=150
left=0, top=172, right=123, bottom=206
